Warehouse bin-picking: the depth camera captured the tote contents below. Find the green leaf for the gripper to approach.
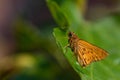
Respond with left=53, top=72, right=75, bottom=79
left=47, top=0, right=70, bottom=30
left=47, top=0, right=85, bottom=30
left=47, top=0, right=120, bottom=80
left=53, top=16, right=120, bottom=80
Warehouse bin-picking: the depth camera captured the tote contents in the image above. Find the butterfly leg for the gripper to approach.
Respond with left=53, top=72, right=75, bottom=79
left=64, top=44, right=70, bottom=53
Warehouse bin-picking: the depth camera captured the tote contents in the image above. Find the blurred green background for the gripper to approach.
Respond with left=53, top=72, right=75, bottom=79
left=0, top=0, right=120, bottom=80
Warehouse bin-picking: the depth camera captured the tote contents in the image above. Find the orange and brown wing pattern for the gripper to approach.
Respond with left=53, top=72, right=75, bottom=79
left=68, top=32, right=108, bottom=67
left=76, top=40, right=108, bottom=67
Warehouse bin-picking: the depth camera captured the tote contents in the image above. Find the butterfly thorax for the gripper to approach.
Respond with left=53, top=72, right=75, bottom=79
left=68, top=32, right=80, bottom=51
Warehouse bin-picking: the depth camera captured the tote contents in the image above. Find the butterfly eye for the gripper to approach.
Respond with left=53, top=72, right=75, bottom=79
left=68, top=32, right=73, bottom=37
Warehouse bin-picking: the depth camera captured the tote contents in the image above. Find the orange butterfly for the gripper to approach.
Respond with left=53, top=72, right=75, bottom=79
left=68, top=32, right=108, bottom=67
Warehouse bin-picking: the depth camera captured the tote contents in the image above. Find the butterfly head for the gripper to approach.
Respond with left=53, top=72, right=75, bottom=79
left=68, top=32, right=73, bottom=37
left=68, top=32, right=77, bottom=39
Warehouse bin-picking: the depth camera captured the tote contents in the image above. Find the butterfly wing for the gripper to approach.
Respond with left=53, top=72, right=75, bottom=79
left=75, top=40, right=108, bottom=67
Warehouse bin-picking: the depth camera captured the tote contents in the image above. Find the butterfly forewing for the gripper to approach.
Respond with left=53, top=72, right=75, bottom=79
left=77, top=40, right=108, bottom=67
left=68, top=32, right=108, bottom=67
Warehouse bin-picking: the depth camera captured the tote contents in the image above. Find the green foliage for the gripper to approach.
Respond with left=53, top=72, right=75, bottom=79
left=13, top=18, right=80, bottom=80
left=47, top=0, right=120, bottom=80
left=47, top=0, right=70, bottom=30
